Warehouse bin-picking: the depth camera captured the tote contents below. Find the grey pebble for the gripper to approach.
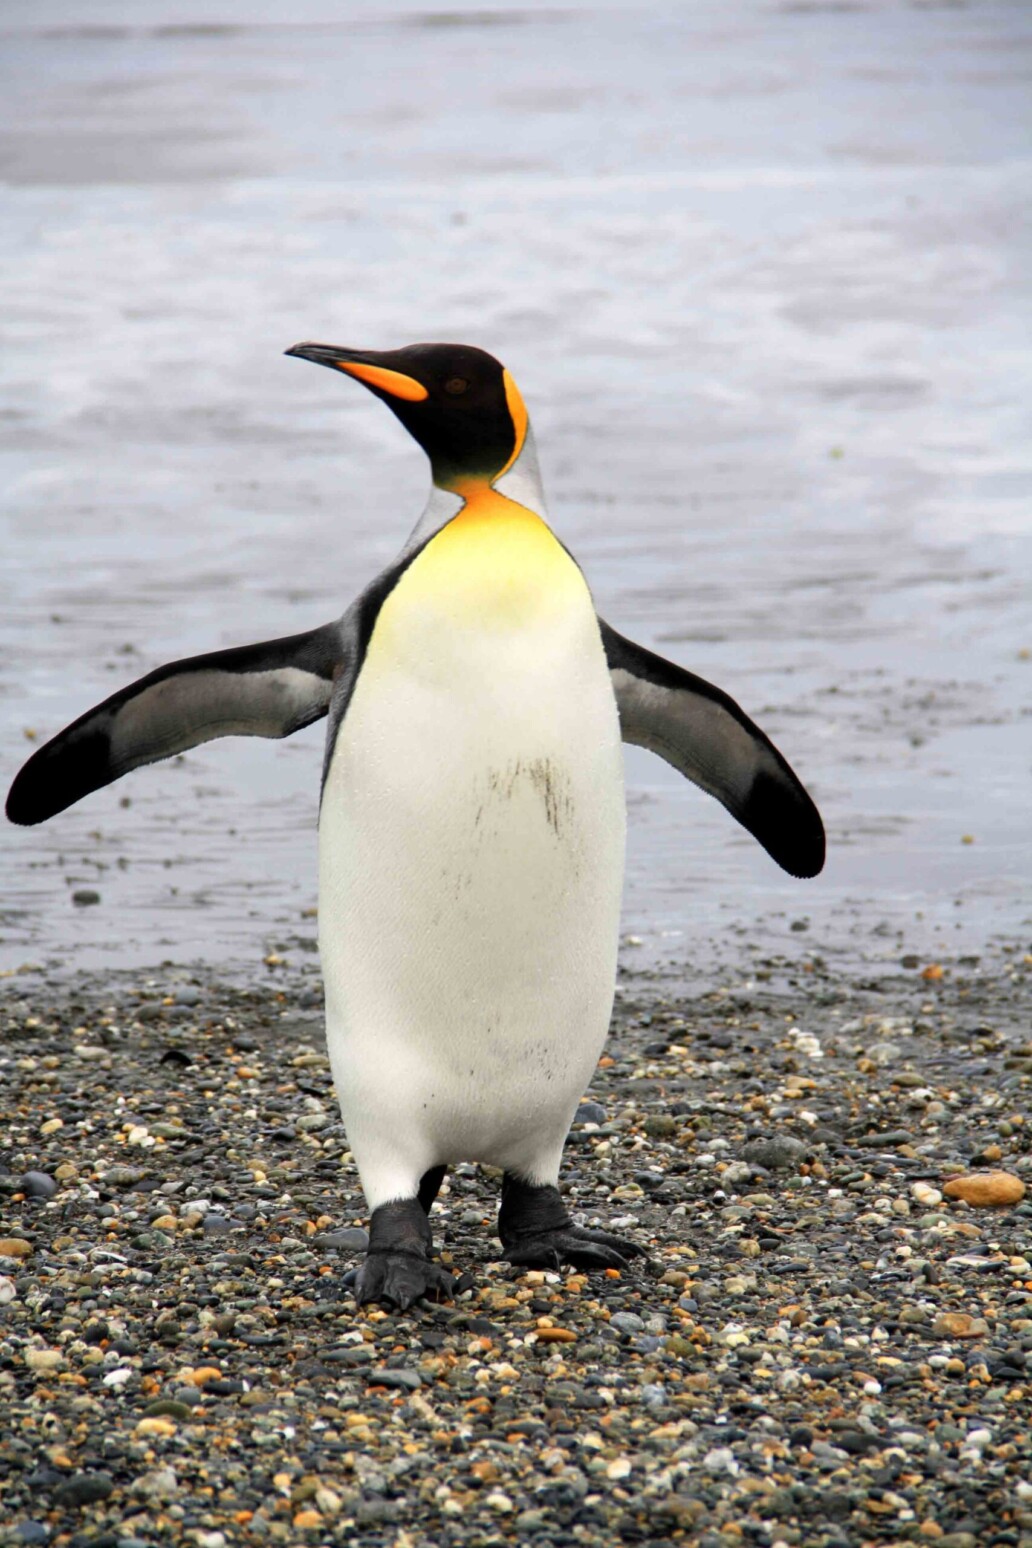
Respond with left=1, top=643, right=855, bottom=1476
left=576, top=1100, right=606, bottom=1125
left=356, top=1500, right=402, bottom=1525
left=19, top=1171, right=57, bottom=1199
left=742, top=1135, right=807, bottom=1171
left=609, top=1312, right=645, bottom=1335
left=12, top=1526, right=49, bottom=1546
left=367, top=1367, right=421, bottom=1391
left=325, top=1345, right=374, bottom=1366
left=130, top=1466, right=179, bottom=1501
left=315, top=1228, right=369, bottom=1251
left=55, top=1473, right=114, bottom=1507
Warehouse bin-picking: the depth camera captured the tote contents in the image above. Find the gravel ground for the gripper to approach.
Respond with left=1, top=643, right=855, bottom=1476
left=1, top=943, right=1030, bottom=1548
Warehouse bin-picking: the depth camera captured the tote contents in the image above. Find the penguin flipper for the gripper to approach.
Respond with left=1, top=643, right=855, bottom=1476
left=6, top=622, right=344, bottom=826
left=599, top=620, right=825, bottom=879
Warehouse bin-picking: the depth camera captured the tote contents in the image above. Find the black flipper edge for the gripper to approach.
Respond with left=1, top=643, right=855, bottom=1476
left=6, top=621, right=344, bottom=826
left=600, top=619, right=825, bottom=879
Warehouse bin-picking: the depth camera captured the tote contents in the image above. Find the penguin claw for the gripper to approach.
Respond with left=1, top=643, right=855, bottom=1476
left=504, top=1226, right=646, bottom=1273
left=354, top=1252, right=455, bottom=1312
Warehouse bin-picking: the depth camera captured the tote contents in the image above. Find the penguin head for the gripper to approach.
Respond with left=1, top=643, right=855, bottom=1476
left=285, top=341, right=528, bottom=493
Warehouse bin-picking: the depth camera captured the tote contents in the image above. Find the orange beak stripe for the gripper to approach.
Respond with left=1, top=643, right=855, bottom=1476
left=338, top=361, right=428, bottom=402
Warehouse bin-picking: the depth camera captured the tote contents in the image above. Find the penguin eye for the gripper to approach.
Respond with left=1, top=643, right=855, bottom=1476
left=443, top=376, right=470, bottom=396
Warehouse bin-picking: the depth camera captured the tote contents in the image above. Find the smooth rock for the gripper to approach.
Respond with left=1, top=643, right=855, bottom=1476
left=742, top=1136, right=806, bottom=1171
left=943, top=1171, right=1025, bottom=1207
left=19, top=1171, right=57, bottom=1199
left=55, top=1473, right=114, bottom=1507
left=131, top=1466, right=179, bottom=1501
left=933, top=1312, right=991, bottom=1339
left=315, top=1228, right=369, bottom=1251
left=24, top=1347, right=63, bottom=1372
left=911, top=1182, right=943, bottom=1206
left=367, top=1367, right=421, bottom=1391
left=576, top=1101, right=606, bottom=1125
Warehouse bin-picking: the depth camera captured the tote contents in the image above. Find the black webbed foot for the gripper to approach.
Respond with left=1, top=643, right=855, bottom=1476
left=353, top=1196, right=455, bottom=1311
left=505, top=1227, right=643, bottom=1272
left=355, top=1249, right=455, bottom=1310
left=498, top=1173, right=647, bottom=1273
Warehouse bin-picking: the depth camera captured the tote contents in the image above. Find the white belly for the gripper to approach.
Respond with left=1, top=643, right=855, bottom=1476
left=318, top=502, right=625, bottom=1210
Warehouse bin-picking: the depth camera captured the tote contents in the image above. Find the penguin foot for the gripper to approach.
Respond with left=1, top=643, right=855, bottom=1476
left=498, top=1173, right=646, bottom=1274
left=505, top=1226, right=643, bottom=1272
left=353, top=1196, right=455, bottom=1311
left=354, top=1250, right=455, bottom=1311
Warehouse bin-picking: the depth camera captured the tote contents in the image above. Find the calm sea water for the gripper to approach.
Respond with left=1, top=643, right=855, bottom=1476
left=2, top=0, right=1030, bottom=978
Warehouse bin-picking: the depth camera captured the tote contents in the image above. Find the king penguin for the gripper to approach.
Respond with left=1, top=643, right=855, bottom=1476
left=6, top=341, right=825, bottom=1309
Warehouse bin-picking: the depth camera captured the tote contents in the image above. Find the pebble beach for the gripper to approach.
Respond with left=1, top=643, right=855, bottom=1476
left=1, top=944, right=1029, bottom=1548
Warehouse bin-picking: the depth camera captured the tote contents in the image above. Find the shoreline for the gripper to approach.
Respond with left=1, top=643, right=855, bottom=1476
left=1, top=946, right=1029, bottom=1545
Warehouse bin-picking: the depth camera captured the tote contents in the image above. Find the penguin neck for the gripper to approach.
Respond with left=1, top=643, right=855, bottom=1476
left=404, top=424, right=548, bottom=553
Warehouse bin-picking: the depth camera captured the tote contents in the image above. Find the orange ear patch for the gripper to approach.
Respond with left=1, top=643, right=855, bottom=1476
left=498, top=369, right=528, bottom=477
left=339, top=361, right=428, bottom=402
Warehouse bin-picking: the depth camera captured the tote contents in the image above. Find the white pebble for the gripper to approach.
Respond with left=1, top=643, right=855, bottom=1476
left=787, top=1026, right=823, bottom=1059
left=911, top=1182, right=943, bottom=1206
left=24, top=1347, right=63, bottom=1372
left=703, top=1447, right=739, bottom=1476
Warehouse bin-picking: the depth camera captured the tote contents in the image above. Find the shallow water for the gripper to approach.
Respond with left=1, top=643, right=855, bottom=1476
left=2, top=0, right=1030, bottom=978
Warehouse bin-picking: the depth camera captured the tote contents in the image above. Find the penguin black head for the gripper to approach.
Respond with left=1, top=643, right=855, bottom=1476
left=285, top=341, right=528, bottom=493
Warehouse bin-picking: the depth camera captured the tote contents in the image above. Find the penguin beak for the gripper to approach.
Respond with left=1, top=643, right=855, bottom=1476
left=285, top=342, right=428, bottom=403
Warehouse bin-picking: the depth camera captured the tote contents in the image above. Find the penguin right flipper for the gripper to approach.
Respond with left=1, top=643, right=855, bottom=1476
left=6, top=622, right=344, bottom=826
left=599, top=620, right=825, bottom=880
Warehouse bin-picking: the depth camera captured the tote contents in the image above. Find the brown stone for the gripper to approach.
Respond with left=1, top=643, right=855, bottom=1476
left=535, top=1327, right=576, bottom=1343
left=189, top=1365, right=223, bottom=1386
left=943, top=1171, right=1025, bottom=1206
left=0, top=1239, right=32, bottom=1258
left=293, top=1511, right=323, bottom=1530
left=932, top=1312, right=990, bottom=1339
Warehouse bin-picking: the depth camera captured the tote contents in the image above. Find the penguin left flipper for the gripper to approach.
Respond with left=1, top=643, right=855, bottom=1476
left=6, top=622, right=344, bottom=826
left=599, top=619, right=825, bottom=880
